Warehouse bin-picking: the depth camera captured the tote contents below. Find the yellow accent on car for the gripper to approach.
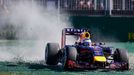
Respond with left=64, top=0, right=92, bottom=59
left=83, top=32, right=90, bottom=38
left=94, top=56, right=106, bottom=62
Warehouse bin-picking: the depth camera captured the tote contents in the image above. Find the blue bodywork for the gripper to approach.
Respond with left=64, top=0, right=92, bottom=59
left=59, top=28, right=129, bottom=70
left=65, top=44, right=112, bottom=58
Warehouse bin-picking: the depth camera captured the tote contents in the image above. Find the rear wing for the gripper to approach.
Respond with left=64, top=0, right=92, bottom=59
left=61, top=28, right=90, bottom=48
left=64, top=28, right=90, bottom=35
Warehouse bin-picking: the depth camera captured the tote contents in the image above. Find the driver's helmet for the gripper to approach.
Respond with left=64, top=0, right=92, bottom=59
left=80, top=32, right=90, bottom=42
left=82, top=38, right=91, bottom=46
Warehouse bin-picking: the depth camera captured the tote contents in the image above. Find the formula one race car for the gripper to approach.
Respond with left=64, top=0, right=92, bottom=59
left=45, top=28, right=129, bottom=70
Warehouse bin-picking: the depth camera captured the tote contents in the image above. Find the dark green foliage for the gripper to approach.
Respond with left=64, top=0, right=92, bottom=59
left=70, top=16, right=134, bottom=42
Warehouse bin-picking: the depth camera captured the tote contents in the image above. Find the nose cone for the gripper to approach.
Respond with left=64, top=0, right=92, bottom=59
left=94, top=56, right=106, bottom=62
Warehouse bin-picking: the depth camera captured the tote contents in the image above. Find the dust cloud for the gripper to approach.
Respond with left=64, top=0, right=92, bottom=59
left=0, top=0, right=73, bottom=62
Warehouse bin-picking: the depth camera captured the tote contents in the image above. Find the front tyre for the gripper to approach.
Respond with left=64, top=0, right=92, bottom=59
left=63, top=47, right=77, bottom=69
left=113, top=48, right=129, bottom=70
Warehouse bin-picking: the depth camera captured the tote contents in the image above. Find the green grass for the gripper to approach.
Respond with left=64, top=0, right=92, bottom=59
left=0, top=61, right=133, bottom=75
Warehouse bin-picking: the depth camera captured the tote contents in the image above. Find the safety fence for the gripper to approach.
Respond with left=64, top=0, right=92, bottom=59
left=0, top=0, right=134, bottom=16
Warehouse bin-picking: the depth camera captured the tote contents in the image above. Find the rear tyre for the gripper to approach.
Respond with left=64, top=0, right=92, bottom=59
left=63, top=47, right=77, bottom=69
left=113, top=48, right=129, bottom=70
left=45, top=43, right=60, bottom=65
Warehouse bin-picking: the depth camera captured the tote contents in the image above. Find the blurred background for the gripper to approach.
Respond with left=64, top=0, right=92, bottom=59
left=0, top=0, right=134, bottom=42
